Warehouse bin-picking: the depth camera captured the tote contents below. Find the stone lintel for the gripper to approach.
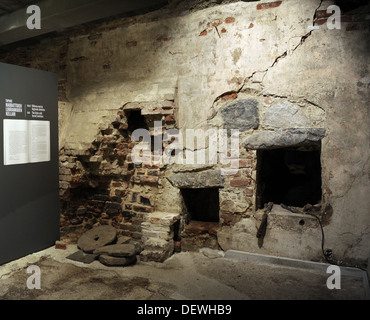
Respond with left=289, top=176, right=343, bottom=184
left=243, top=128, right=325, bottom=150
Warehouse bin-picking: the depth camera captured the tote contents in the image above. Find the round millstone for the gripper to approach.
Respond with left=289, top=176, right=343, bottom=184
left=77, top=225, right=117, bottom=253
left=99, top=254, right=137, bottom=267
left=94, top=243, right=136, bottom=257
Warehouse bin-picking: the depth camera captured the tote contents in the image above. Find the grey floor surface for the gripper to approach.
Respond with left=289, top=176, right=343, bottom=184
left=0, top=245, right=368, bottom=301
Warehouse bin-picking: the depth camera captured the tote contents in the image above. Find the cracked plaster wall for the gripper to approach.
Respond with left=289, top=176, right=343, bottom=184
left=1, top=0, right=369, bottom=264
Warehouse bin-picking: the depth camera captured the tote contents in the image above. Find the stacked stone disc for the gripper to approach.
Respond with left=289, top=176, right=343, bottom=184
left=77, top=225, right=142, bottom=266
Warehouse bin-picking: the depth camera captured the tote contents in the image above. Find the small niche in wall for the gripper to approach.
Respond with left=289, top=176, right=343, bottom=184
left=256, top=145, right=322, bottom=209
left=125, top=109, right=148, bottom=132
left=181, top=188, right=220, bottom=222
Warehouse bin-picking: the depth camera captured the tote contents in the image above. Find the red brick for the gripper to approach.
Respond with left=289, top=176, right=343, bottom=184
left=55, top=241, right=67, bottom=250
left=225, top=17, right=235, bottom=24
left=230, top=178, right=252, bottom=187
left=165, top=114, right=176, bottom=123
left=257, top=1, right=282, bottom=10
left=199, top=30, right=208, bottom=36
left=239, top=159, right=253, bottom=168
left=315, top=18, right=327, bottom=26
left=248, top=23, right=254, bottom=29
left=221, top=28, right=227, bottom=33
left=316, top=10, right=332, bottom=19
left=221, top=92, right=237, bottom=101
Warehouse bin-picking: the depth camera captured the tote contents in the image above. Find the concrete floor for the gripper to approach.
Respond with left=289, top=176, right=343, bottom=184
left=0, top=244, right=368, bottom=300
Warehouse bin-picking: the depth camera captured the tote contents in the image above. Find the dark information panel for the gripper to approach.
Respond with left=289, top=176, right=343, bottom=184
left=0, top=62, right=59, bottom=265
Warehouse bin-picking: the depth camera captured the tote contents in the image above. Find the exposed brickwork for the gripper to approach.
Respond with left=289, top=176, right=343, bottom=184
left=59, top=99, right=176, bottom=240
left=218, top=150, right=257, bottom=227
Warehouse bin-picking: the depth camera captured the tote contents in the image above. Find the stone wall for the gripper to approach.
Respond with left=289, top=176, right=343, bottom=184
left=1, top=0, right=369, bottom=265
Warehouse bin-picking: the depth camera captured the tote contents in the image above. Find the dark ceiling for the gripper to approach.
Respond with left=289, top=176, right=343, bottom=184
left=0, top=0, right=369, bottom=52
left=0, top=0, right=37, bottom=17
left=0, top=0, right=168, bottom=50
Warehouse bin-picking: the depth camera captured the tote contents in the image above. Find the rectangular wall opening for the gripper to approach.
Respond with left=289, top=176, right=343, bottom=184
left=181, top=188, right=220, bottom=222
left=256, top=146, right=322, bottom=209
left=180, top=187, right=220, bottom=251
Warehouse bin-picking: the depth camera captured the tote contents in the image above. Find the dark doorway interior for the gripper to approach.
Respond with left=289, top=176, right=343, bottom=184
left=181, top=188, right=220, bottom=222
left=256, top=147, right=322, bottom=209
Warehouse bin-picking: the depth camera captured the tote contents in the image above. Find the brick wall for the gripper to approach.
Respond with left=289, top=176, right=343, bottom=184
left=59, top=99, right=176, bottom=240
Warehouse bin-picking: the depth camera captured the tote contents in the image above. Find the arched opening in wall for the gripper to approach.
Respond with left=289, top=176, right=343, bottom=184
left=256, top=144, right=322, bottom=209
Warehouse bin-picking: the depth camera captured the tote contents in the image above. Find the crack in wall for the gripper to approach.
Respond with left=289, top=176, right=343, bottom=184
left=258, top=0, right=324, bottom=84
left=342, top=225, right=370, bottom=260
left=333, top=156, right=370, bottom=200
left=212, top=0, right=325, bottom=106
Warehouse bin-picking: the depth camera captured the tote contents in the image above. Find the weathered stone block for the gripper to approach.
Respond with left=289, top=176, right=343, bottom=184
left=140, top=240, right=174, bottom=262
left=262, top=101, right=311, bottom=129
left=99, top=254, right=136, bottom=266
left=221, top=99, right=259, bottom=131
left=94, top=243, right=137, bottom=257
left=230, top=178, right=253, bottom=187
left=167, top=169, right=224, bottom=188
left=243, top=128, right=325, bottom=150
